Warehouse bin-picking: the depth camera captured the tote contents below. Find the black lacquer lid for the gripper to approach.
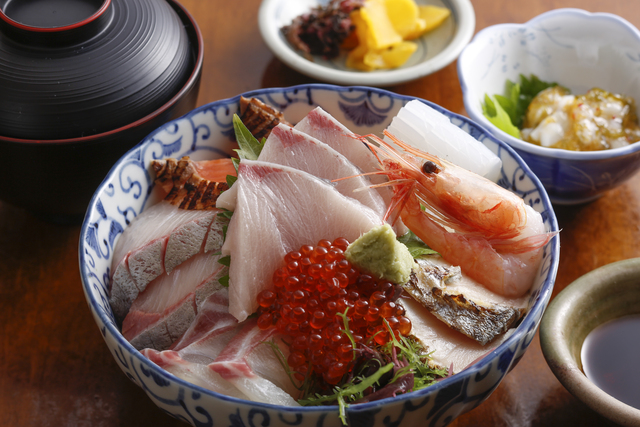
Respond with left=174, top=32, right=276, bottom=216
left=0, top=0, right=194, bottom=140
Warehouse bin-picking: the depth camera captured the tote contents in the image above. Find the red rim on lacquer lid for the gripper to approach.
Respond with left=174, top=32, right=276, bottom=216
left=0, top=0, right=196, bottom=141
left=0, top=0, right=111, bottom=32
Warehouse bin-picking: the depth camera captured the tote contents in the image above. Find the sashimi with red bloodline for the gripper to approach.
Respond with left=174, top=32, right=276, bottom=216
left=220, top=159, right=385, bottom=322
left=141, top=349, right=249, bottom=400
left=207, top=319, right=299, bottom=405
left=110, top=202, right=226, bottom=321
left=257, top=123, right=387, bottom=218
left=293, top=107, right=396, bottom=203
left=170, top=287, right=239, bottom=352
left=122, top=251, right=228, bottom=350
left=142, top=319, right=298, bottom=405
left=110, top=157, right=234, bottom=321
left=294, top=107, right=383, bottom=182
left=146, top=293, right=299, bottom=406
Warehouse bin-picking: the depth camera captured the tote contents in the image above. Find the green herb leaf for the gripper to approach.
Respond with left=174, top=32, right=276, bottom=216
left=233, top=114, right=264, bottom=161
left=482, top=94, right=522, bottom=138
left=381, top=320, right=448, bottom=390
left=217, top=209, right=234, bottom=220
left=299, top=362, right=394, bottom=424
left=218, top=255, right=231, bottom=267
left=482, top=74, right=558, bottom=135
left=218, top=275, right=229, bottom=288
left=397, top=230, right=439, bottom=258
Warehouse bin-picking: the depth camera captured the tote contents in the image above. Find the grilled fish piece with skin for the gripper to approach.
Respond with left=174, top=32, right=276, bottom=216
left=403, top=256, right=527, bottom=345
left=239, top=96, right=291, bottom=141
left=401, top=296, right=515, bottom=373
left=151, top=156, right=236, bottom=210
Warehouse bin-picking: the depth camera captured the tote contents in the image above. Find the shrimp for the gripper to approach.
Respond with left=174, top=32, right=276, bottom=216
left=359, top=131, right=555, bottom=298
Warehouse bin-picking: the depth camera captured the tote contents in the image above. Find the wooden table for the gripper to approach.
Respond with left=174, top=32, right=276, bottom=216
left=2, top=0, right=639, bottom=425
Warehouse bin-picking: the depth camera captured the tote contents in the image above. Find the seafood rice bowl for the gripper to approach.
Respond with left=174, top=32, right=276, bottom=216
left=79, top=84, right=559, bottom=426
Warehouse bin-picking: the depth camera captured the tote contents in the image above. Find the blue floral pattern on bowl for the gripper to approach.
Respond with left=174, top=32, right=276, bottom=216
left=458, top=8, right=640, bottom=205
left=79, top=84, right=559, bottom=427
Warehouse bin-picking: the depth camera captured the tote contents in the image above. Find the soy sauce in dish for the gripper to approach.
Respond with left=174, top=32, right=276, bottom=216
left=581, top=314, right=640, bottom=409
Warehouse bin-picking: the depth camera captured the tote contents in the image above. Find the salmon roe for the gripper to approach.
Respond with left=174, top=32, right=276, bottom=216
left=256, top=237, right=412, bottom=385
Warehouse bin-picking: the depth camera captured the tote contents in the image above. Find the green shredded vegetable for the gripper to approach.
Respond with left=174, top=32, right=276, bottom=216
left=481, top=74, right=558, bottom=137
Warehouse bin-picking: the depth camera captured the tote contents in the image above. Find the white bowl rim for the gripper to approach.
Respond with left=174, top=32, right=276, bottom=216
left=458, top=7, right=640, bottom=161
left=258, top=0, right=476, bottom=86
left=79, top=83, right=560, bottom=414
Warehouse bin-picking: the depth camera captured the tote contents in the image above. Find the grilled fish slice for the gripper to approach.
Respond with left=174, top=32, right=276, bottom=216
left=403, top=256, right=527, bottom=345
left=151, top=156, right=235, bottom=210
left=239, top=96, right=291, bottom=141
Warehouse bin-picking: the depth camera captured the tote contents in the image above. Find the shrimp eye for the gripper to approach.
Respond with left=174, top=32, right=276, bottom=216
left=422, top=161, right=440, bottom=174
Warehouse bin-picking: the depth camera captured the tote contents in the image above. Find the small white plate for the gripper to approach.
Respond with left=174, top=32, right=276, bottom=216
left=258, top=0, right=475, bottom=86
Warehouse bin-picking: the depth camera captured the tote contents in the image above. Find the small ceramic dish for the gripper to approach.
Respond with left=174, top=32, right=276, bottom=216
left=458, top=8, right=640, bottom=205
left=79, top=83, right=559, bottom=427
left=540, top=258, right=640, bottom=425
left=258, top=0, right=475, bottom=86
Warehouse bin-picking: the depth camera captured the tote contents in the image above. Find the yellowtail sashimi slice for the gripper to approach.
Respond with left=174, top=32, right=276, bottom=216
left=170, top=287, right=238, bottom=352
left=110, top=202, right=225, bottom=320
left=223, top=160, right=384, bottom=322
left=294, top=107, right=389, bottom=187
left=122, top=251, right=227, bottom=350
left=385, top=100, right=502, bottom=182
left=293, top=106, right=405, bottom=232
left=258, top=123, right=387, bottom=217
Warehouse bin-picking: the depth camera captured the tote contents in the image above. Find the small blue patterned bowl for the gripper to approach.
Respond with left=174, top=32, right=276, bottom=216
left=79, top=84, right=559, bottom=427
left=458, top=8, right=640, bottom=205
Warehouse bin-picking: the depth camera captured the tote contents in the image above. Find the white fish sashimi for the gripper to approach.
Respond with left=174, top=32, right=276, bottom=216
left=258, top=123, right=387, bottom=218
left=222, top=160, right=384, bottom=322
left=385, top=100, right=502, bottom=182
left=122, top=252, right=227, bottom=350
left=208, top=320, right=299, bottom=406
left=401, top=297, right=514, bottom=374
left=170, top=287, right=239, bottom=352
left=110, top=201, right=225, bottom=320
left=142, top=348, right=249, bottom=400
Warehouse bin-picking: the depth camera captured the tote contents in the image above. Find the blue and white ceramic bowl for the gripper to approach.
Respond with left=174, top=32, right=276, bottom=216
left=458, top=8, right=640, bottom=205
left=79, top=84, right=559, bottom=427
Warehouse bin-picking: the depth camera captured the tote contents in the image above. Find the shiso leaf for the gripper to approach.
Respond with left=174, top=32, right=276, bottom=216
left=232, top=114, right=265, bottom=162
left=397, top=230, right=438, bottom=259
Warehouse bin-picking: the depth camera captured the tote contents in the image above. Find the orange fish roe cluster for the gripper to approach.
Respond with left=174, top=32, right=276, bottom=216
left=256, top=237, right=412, bottom=385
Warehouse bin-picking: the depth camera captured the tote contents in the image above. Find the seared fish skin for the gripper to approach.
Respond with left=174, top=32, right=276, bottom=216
left=403, top=257, right=525, bottom=346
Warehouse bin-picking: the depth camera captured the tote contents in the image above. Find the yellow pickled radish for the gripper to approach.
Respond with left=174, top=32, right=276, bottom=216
left=382, top=0, right=420, bottom=39
left=346, top=10, right=375, bottom=71
left=411, top=5, right=451, bottom=38
left=359, top=0, right=402, bottom=50
left=363, top=41, right=417, bottom=69
left=347, top=0, right=450, bottom=71
left=346, top=44, right=374, bottom=71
